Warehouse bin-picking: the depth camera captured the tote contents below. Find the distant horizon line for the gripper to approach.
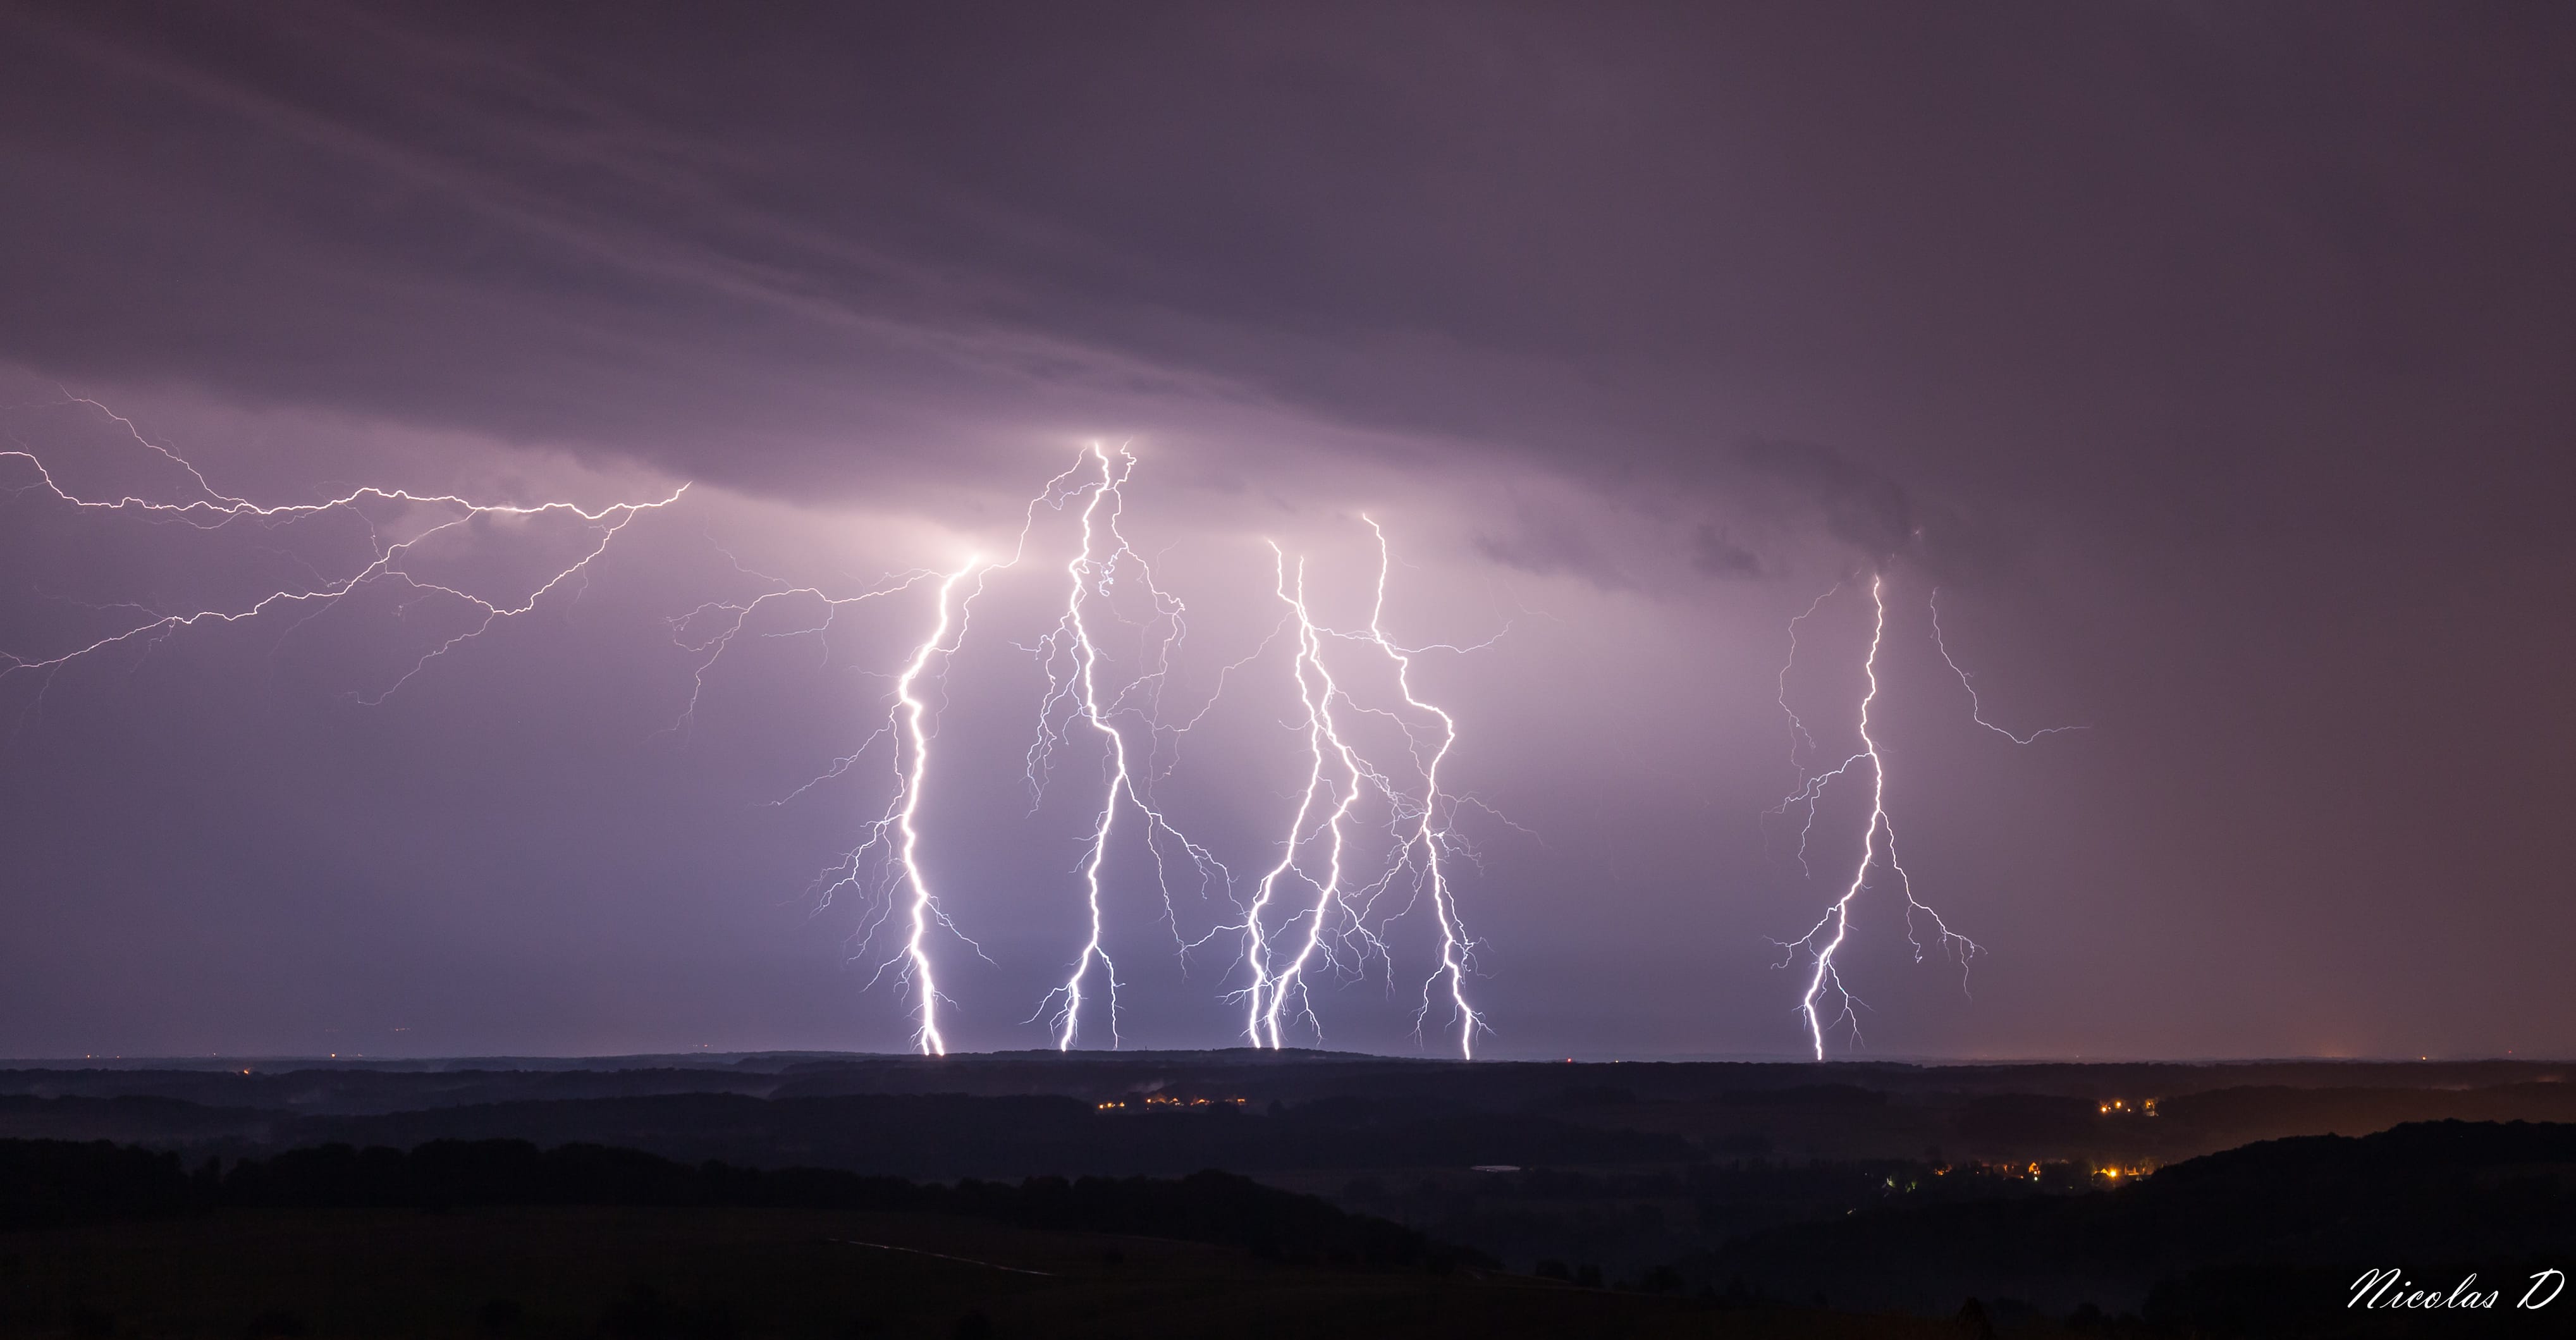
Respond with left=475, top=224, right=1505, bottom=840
left=3, top=1048, right=2563, bottom=1069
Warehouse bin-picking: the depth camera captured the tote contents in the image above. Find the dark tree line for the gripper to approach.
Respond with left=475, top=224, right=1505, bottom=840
left=0, top=1136, right=1485, bottom=1270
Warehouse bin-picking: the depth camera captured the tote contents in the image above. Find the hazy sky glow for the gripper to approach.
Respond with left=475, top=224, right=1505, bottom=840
left=3, top=2, right=2571, bottom=1061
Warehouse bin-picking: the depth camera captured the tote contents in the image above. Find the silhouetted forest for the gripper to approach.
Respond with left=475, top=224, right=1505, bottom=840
left=0, top=1136, right=1473, bottom=1270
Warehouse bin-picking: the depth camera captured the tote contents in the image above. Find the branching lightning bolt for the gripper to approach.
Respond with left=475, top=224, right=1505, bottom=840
left=765, top=455, right=1107, bottom=1055
left=1236, top=546, right=1318, bottom=1048
left=1776, top=577, right=1953, bottom=1057
left=690, top=444, right=1238, bottom=1055
left=1244, top=546, right=1373, bottom=1050
left=765, top=555, right=996, bottom=1058
left=1772, top=574, right=2078, bottom=1059
left=1026, top=445, right=1231, bottom=1050
left=1929, top=589, right=2089, bottom=745
left=660, top=548, right=936, bottom=746
left=1233, top=524, right=1488, bottom=1059
left=1361, top=517, right=1481, bottom=1058
left=881, top=558, right=982, bottom=1056
left=0, top=396, right=685, bottom=720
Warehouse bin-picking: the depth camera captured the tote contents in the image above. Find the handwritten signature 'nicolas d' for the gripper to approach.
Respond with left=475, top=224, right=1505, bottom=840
left=2351, top=1268, right=2564, bottom=1312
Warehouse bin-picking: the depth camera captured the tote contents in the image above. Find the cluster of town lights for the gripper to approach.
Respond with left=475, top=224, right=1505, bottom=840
left=1925, top=1159, right=2157, bottom=1183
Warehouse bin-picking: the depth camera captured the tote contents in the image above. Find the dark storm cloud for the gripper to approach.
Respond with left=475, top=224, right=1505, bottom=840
left=1475, top=495, right=1637, bottom=591
left=7, top=0, right=2567, bottom=567
left=1689, top=526, right=1762, bottom=581
left=1687, top=439, right=2032, bottom=587
left=1722, top=439, right=1916, bottom=562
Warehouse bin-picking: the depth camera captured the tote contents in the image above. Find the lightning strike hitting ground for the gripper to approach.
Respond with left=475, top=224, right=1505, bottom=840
left=1243, top=544, right=1375, bottom=1050
left=750, top=453, right=1102, bottom=1056
left=1232, top=526, right=1487, bottom=1059
left=742, top=553, right=1003, bottom=1058
left=1772, top=575, right=2076, bottom=1059
left=881, top=558, right=983, bottom=1056
left=1232, top=546, right=1323, bottom=1048
left=736, top=445, right=1231, bottom=1054
left=1359, top=518, right=1481, bottom=1057
left=1024, top=445, right=1234, bottom=1050
left=0, top=396, right=685, bottom=720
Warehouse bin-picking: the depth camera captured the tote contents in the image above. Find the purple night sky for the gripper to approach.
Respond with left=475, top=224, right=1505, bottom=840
left=2, top=2, right=2570, bottom=1062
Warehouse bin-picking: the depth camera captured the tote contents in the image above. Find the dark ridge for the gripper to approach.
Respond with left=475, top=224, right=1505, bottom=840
left=0, top=1135, right=1487, bottom=1270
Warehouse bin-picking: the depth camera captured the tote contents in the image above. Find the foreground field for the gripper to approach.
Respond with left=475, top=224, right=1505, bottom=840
left=0, top=1205, right=1948, bottom=1340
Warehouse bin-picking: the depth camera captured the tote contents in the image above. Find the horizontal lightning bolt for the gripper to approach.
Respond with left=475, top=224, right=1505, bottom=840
left=1, top=396, right=685, bottom=719
left=1929, top=588, right=2089, bottom=744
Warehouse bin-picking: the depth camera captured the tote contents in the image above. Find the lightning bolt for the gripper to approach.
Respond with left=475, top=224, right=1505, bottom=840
left=766, top=454, right=1104, bottom=1055
left=1776, top=586, right=1841, bottom=794
left=1235, top=546, right=1321, bottom=1048
left=1773, top=574, right=2078, bottom=1059
left=1026, top=444, right=1231, bottom=1050
left=881, top=557, right=983, bottom=1056
left=659, top=548, right=937, bottom=745
left=1777, top=575, right=1923, bottom=1057
left=1246, top=544, right=1375, bottom=1050
left=1767, top=583, right=1853, bottom=879
left=1236, top=524, right=1487, bottom=1059
left=1361, top=517, right=1481, bottom=1059
left=1930, top=588, right=2090, bottom=744
left=0, top=396, right=685, bottom=719
left=687, top=444, right=1236, bottom=1056
left=748, top=555, right=993, bottom=1059
left=1036, top=450, right=1138, bottom=1049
